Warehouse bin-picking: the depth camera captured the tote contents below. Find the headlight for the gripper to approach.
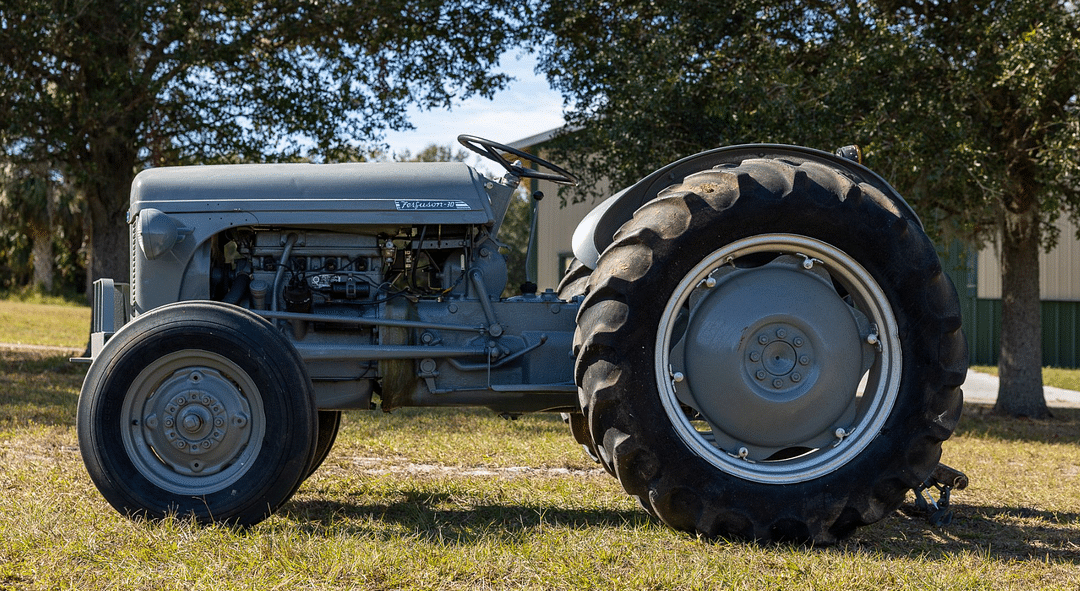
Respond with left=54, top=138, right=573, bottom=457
left=137, top=208, right=189, bottom=260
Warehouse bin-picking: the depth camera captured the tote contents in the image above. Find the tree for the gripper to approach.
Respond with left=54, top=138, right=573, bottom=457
left=0, top=0, right=523, bottom=295
left=395, top=143, right=470, bottom=163
left=532, top=0, right=1080, bottom=417
left=0, top=160, right=82, bottom=293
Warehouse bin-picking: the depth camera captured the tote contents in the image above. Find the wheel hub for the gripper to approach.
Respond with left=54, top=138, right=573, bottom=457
left=677, top=259, right=865, bottom=449
left=161, top=388, right=229, bottom=457
left=658, top=235, right=900, bottom=483
left=748, top=324, right=809, bottom=392
left=122, top=350, right=263, bottom=491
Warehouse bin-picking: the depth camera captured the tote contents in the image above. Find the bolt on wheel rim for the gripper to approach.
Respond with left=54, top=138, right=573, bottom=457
left=120, top=350, right=266, bottom=495
left=655, top=234, right=901, bottom=484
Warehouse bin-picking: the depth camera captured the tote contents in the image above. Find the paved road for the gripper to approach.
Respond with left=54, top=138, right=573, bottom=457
left=0, top=342, right=83, bottom=354
left=963, top=370, right=1080, bottom=409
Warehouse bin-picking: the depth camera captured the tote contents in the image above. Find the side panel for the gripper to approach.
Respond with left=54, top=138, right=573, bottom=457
left=130, top=211, right=258, bottom=314
left=376, top=297, right=579, bottom=413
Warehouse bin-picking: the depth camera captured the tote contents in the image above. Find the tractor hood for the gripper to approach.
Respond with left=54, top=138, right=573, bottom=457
left=129, top=161, right=495, bottom=227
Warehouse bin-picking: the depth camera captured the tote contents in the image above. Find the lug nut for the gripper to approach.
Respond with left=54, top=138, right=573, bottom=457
left=182, top=415, right=202, bottom=432
left=749, top=351, right=760, bottom=362
left=755, top=370, right=766, bottom=381
left=772, top=378, right=784, bottom=389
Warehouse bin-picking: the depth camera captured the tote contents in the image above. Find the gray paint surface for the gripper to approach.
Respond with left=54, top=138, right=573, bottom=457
left=130, top=161, right=495, bottom=226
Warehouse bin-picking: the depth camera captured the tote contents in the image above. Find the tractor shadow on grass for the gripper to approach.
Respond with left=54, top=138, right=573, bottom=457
left=282, top=487, right=654, bottom=545
left=845, top=501, right=1080, bottom=562
left=285, top=479, right=1080, bottom=561
left=954, top=404, right=1080, bottom=445
left=0, top=350, right=84, bottom=426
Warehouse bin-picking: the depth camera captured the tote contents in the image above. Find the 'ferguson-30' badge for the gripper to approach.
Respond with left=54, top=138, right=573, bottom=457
left=395, top=200, right=471, bottom=211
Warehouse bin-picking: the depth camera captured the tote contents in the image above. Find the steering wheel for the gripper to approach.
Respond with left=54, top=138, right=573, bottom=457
left=457, top=134, right=579, bottom=186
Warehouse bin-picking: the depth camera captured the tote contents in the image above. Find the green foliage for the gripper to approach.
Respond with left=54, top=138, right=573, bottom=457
left=396, top=143, right=470, bottom=163
left=0, top=0, right=522, bottom=166
left=0, top=167, right=85, bottom=293
left=532, top=0, right=821, bottom=201
left=533, top=1, right=1080, bottom=230
left=814, top=1, right=1080, bottom=246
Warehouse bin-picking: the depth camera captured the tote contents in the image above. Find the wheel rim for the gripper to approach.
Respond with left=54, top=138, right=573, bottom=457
left=655, top=234, right=901, bottom=484
left=120, top=350, right=266, bottom=495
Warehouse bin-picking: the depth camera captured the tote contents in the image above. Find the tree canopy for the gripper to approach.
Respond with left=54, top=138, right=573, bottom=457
left=0, top=0, right=523, bottom=291
left=532, top=0, right=1080, bottom=416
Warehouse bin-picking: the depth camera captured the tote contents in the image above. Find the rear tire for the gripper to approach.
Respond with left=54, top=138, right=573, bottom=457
left=78, top=301, right=318, bottom=526
left=557, top=258, right=592, bottom=301
left=557, top=258, right=603, bottom=465
left=574, top=157, right=967, bottom=544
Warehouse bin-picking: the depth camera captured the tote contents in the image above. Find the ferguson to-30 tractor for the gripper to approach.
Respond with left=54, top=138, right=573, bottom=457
left=77, top=135, right=968, bottom=544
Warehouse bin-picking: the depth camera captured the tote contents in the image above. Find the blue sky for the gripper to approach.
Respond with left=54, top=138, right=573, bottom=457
left=382, top=51, right=566, bottom=162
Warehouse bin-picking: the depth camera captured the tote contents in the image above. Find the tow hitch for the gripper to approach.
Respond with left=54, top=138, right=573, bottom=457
left=913, top=463, right=969, bottom=526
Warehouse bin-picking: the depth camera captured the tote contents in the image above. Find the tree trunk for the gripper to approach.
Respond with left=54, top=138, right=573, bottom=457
left=77, top=138, right=135, bottom=358
left=82, top=137, right=137, bottom=296
left=994, top=200, right=1048, bottom=418
left=29, top=183, right=57, bottom=292
left=29, top=222, right=54, bottom=292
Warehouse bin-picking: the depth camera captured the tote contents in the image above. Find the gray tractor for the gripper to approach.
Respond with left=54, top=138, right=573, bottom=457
left=77, top=135, right=968, bottom=544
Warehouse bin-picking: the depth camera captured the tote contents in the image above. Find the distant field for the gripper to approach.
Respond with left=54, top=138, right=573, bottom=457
left=0, top=299, right=89, bottom=349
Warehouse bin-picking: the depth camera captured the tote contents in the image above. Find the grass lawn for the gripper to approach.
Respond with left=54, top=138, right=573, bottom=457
left=0, top=297, right=89, bottom=350
left=1, top=299, right=1079, bottom=589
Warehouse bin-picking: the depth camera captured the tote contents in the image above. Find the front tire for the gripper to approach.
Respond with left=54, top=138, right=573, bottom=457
left=78, top=301, right=318, bottom=526
left=304, top=410, right=342, bottom=479
left=574, top=157, right=967, bottom=544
